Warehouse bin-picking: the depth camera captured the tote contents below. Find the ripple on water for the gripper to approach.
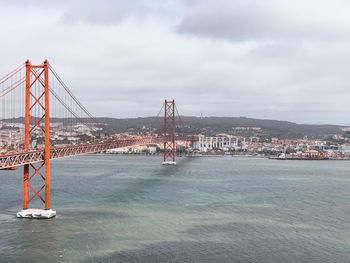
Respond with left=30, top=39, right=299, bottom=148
left=0, top=156, right=350, bottom=262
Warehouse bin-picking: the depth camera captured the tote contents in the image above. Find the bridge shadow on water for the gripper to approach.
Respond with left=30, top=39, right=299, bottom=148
left=100, top=156, right=197, bottom=206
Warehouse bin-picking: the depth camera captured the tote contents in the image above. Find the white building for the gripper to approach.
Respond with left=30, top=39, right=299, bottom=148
left=194, top=135, right=238, bottom=152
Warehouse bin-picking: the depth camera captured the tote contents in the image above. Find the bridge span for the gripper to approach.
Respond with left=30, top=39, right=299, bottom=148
left=0, top=60, right=193, bottom=218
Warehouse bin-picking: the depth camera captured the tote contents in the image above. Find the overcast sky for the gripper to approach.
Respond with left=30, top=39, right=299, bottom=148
left=1, top=0, right=350, bottom=124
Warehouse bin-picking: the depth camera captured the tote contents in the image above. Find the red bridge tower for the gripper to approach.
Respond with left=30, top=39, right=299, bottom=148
left=163, top=99, right=176, bottom=165
left=17, top=60, right=56, bottom=219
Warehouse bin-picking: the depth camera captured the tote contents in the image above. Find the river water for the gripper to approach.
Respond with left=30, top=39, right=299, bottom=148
left=0, top=155, right=350, bottom=262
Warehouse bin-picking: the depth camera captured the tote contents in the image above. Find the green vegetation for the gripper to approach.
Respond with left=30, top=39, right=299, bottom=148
left=97, top=116, right=345, bottom=139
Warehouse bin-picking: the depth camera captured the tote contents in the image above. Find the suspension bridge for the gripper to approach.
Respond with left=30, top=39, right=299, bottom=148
left=0, top=60, right=194, bottom=218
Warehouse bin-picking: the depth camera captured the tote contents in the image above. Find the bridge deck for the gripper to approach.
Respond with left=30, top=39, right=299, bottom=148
left=0, top=135, right=197, bottom=169
left=0, top=137, right=162, bottom=169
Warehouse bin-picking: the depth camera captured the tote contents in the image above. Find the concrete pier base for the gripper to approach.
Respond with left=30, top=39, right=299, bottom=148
left=162, top=161, right=176, bottom=165
left=17, top=209, right=56, bottom=219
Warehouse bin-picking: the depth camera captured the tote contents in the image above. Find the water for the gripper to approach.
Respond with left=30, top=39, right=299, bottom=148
left=1, top=155, right=350, bottom=262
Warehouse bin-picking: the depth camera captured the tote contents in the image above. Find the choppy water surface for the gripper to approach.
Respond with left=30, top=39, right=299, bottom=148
left=1, top=155, right=350, bottom=262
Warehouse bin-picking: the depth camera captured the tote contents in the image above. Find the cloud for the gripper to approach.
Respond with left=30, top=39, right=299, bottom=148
left=59, top=0, right=148, bottom=25
left=177, top=0, right=350, bottom=42
left=57, top=0, right=186, bottom=25
left=1, top=0, right=350, bottom=124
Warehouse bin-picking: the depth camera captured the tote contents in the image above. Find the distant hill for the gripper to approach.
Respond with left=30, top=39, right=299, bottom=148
left=4, top=116, right=346, bottom=139
left=97, top=116, right=346, bottom=139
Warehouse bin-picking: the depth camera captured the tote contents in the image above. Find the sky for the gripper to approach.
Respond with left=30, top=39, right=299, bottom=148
left=1, top=0, right=350, bottom=124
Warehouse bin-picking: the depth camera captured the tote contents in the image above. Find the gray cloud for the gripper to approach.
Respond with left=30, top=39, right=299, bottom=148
left=177, top=0, right=350, bottom=42
left=59, top=0, right=148, bottom=25
left=58, top=0, right=185, bottom=25
left=1, top=0, right=350, bottom=124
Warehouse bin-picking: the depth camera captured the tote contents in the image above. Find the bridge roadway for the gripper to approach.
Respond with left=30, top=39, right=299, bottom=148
left=0, top=135, right=197, bottom=169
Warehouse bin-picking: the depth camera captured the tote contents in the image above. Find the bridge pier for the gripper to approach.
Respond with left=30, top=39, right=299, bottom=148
left=17, top=208, right=56, bottom=219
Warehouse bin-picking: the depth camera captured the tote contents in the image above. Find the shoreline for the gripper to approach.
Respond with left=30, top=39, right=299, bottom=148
left=89, top=153, right=350, bottom=160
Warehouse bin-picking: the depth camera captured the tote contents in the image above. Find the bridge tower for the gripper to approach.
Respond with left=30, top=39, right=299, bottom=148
left=163, top=99, right=176, bottom=165
left=17, top=60, right=56, bottom=219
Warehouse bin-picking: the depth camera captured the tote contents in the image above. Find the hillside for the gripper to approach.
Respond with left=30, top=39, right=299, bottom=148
left=4, top=116, right=345, bottom=139
left=97, top=116, right=346, bottom=139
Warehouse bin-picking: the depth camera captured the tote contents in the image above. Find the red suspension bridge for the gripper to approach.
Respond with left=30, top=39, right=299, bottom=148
left=0, top=60, right=194, bottom=218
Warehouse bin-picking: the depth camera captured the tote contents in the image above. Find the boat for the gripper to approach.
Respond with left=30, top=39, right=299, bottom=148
left=276, top=151, right=329, bottom=160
